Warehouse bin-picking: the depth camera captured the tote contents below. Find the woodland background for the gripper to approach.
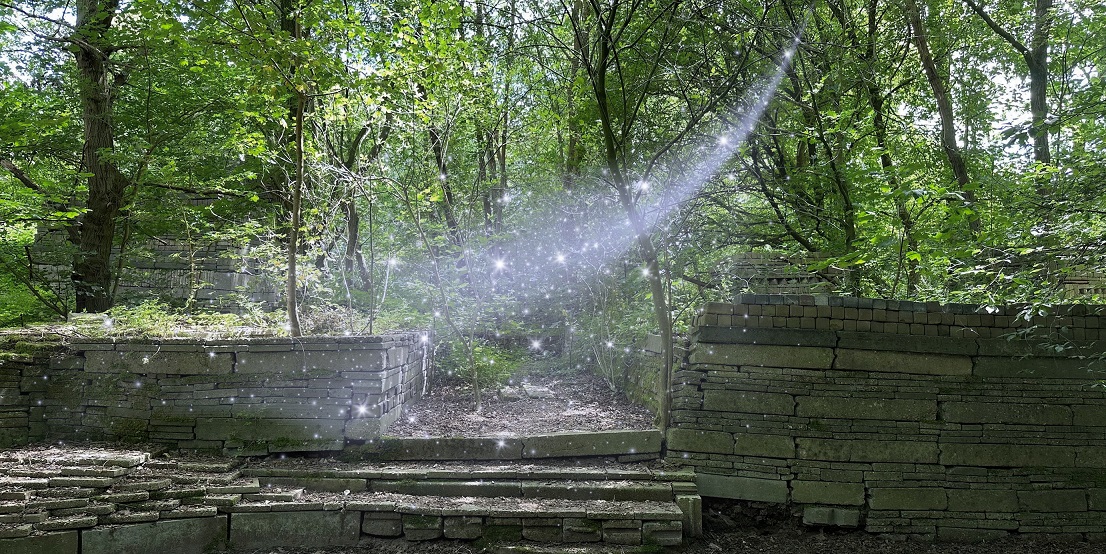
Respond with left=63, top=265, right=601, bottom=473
left=1, top=0, right=1104, bottom=398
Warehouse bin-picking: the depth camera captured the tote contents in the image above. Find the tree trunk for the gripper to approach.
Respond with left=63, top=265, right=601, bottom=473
left=71, top=0, right=129, bottom=313
left=906, top=0, right=978, bottom=234
left=585, top=2, right=672, bottom=430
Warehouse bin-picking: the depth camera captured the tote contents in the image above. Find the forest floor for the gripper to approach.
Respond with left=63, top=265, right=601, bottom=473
left=383, top=363, right=656, bottom=437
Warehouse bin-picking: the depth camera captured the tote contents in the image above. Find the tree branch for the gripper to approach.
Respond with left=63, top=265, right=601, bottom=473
left=0, top=157, right=47, bottom=194
left=962, top=0, right=1030, bottom=57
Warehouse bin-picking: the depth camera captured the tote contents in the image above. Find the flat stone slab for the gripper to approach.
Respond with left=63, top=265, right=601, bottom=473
left=83, top=517, right=228, bottom=554
left=228, top=510, right=360, bottom=550
left=522, top=385, right=554, bottom=399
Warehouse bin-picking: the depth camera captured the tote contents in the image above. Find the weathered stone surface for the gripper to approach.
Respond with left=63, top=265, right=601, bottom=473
left=791, top=481, right=864, bottom=506
left=676, top=495, right=703, bottom=537
left=1073, top=406, right=1106, bottom=428
left=940, top=402, right=1072, bottom=425
left=940, top=443, right=1075, bottom=468
left=834, top=349, right=972, bottom=376
left=973, top=356, right=1106, bottom=379
left=85, top=351, right=233, bottom=375
left=666, top=428, right=733, bottom=455
left=1018, top=490, right=1088, bottom=512
left=868, top=487, right=947, bottom=510
left=732, top=433, right=795, bottom=458
left=195, top=417, right=344, bottom=443
left=690, top=344, right=834, bottom=369
left=229, top=511, right=359, bottom=549
left=802, top=507, right=861, bottom=528
left=696, top=473, right=788, bottom=503
left=0, top=531, right=78, bottom=554
left=403, top=515, right=443, bottom=541
left=836, top=332, right=977, bottom=355
left=362, top=514, right=403, bottom=537
left=797, top=397, right=936, bottom=421
left=83, top=516, right=228, bottom=554
left=363, top=437, right=524, bottom=461
left=642, top=520, right=683, bottom=546
left=947, top=489, right=1018, bottom=512
left=936, top=527, right=1010, bottom=542
left=702, top=390, right=794, bottom=416
left=257, top=477, right=367, bottom=493
left=697, top=327, right=838, bottom=347
left=797, top=438, right=938, bottom=464
left=236, top=350, right=386, bottom=374
left=523, top=430, right=662, bottom=459
left=443, top=516, right=483, bottom=539
left=562, top=517, right=602, bottom=542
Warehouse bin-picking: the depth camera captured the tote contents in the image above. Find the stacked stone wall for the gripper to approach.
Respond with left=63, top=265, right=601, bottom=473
left=668, top=295, right=1106, bottom=539
left=3, top=333, right=429, bottom=454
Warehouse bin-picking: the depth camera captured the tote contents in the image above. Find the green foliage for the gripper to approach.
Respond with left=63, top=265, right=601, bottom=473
left=439, top=338, right=526, bottom=389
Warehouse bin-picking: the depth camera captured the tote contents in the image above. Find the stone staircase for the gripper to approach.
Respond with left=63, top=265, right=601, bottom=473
left=0, top=439, right=702, bottom=553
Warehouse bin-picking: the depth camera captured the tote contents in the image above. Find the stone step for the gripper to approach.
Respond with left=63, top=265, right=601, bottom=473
left=344, top=429, right=663, bottom=462
left=367, top=479, right=678, bottom=502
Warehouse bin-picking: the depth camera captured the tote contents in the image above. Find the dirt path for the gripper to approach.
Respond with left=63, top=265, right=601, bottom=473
left=384, top=365, right=656, bottom=438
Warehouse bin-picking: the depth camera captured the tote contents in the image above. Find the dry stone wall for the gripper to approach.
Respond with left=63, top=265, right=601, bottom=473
left=4, top=333, right=428, bottom=454
left=669, top=295, right=1106, bottom=539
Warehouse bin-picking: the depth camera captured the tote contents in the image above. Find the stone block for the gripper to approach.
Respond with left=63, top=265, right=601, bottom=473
left=791, top=481, right=864, bottom=505
left=345, top=417, right=384, bottom=440
left=195, top=417, right=344, bottom=444
left=85, top=351, right=233, bottom=375
left=523, top=430, right=662, bottom=458
left=702, top=390, right=794, bottom=415
left=940, top=402, right=1072, bottom=425
left=689, top=344, right=834, bottom=369
left=0, top=531, right=78, bottom=554
left=947, top=489, right=1018, bottom=512
left=1073, top=406, right=1106, bottom=428
left=229, top=511, right=359, bottom=549
left=666, top=428, right=733, bottom=455
left=562, top=517, right=602, bottom=542
left=936, top=527, right=1010, bottom=542
left=403, top=515, right=443, bottom=541
left=643, top=520, right=683, bottom=546
left=1077, top=447, right=1106, bottom=468
left=696, top=327, right=838, bottom=347
left=797, top=396, right=936, bottom=421
left=833, top=349, right=972, bottom=376
left=802, top=506, right=861, bottom=528
left=676, top=495, right=703, bottom=537
left=1090, top=489, right=1106, bottom=510
left=1018, top=490, right=1087, bottom=512
left=973, top=356, right=1106, bottom=379
left=868, top=487, right=947, bottom=510
left=836, top=332, right=978, bottom=355
left=940, top=443, right=1075, bottom=468
left=257, top=477, right=367, bottom=493
left=797, top=438, right=938, bottom=463
left=362, top=514, right=403, bottom=537
left=602, top=521, right=642, bottom=545
left=83, top=516, right=228, bottom=554
left=236, top=350, right=386, bottom=374
left=696, top=473, right=788, bottom=504
left=732, top=433, right=795, bottom=458
left=443, top=516, right=483, bottom=539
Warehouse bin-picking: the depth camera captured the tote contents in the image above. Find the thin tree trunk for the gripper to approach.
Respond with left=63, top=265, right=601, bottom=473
left=287, top=91, right=305, bottom=337
left=906, top=0, right=978, bottom=234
